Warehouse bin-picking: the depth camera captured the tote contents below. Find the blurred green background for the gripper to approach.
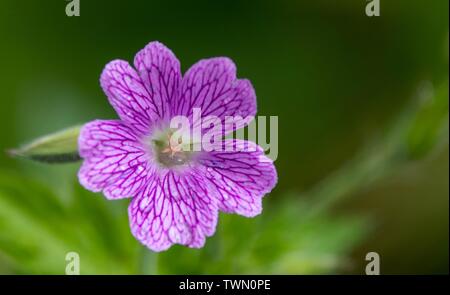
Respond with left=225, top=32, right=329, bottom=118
left=0, top=0, right=448, bottom=274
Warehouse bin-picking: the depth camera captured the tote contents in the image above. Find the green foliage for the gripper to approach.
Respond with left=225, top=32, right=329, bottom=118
left=407, top=81, right=449, bottom=158
left=157, top=199, right=371, bottom=274
left=0, top=172, right=141, bottom=274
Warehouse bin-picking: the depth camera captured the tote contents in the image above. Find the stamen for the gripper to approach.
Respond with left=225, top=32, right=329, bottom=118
left=151, top=129, right=193, bottom=168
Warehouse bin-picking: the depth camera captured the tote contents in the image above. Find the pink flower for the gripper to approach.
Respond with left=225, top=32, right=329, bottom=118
left=78, top=41, right=277, bottom=251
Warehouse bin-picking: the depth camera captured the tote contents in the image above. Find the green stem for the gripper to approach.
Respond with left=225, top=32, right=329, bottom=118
left=139, top=247, right=158, bottom=274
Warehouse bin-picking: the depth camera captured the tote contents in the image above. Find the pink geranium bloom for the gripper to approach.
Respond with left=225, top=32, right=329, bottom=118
left=78, top=41, right=277, bottom=251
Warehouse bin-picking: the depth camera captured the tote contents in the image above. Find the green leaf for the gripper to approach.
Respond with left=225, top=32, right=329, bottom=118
left=407, top=80, right=449, bottom=159
left=156, top=197, right=372, bottom=274
left=0, top=171, right=141, bottom=274
left=9, top=126, right=81, bottom=163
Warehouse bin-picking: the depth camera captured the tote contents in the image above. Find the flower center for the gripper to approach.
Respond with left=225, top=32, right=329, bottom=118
left=151, top=129, right=193, bottom=168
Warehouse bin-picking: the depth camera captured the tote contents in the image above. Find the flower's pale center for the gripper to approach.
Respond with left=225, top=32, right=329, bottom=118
left=152, top=129, right=193, bottom=168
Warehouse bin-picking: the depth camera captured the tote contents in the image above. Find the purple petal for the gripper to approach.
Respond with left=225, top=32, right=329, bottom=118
left=134, top=41, right=181, bottom=121
left=198, top=140, right=277, bottom=217
left=78, top=120, right=154, bottom=200
left=175, top=57, right=256, bottom=134
left=101, top=60, right=166, bottom=136
left=129, top=170, right=218, bottom=252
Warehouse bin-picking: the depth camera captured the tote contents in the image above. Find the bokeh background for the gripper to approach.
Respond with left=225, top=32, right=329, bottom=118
left=0, top=0, right=448, bottom=274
